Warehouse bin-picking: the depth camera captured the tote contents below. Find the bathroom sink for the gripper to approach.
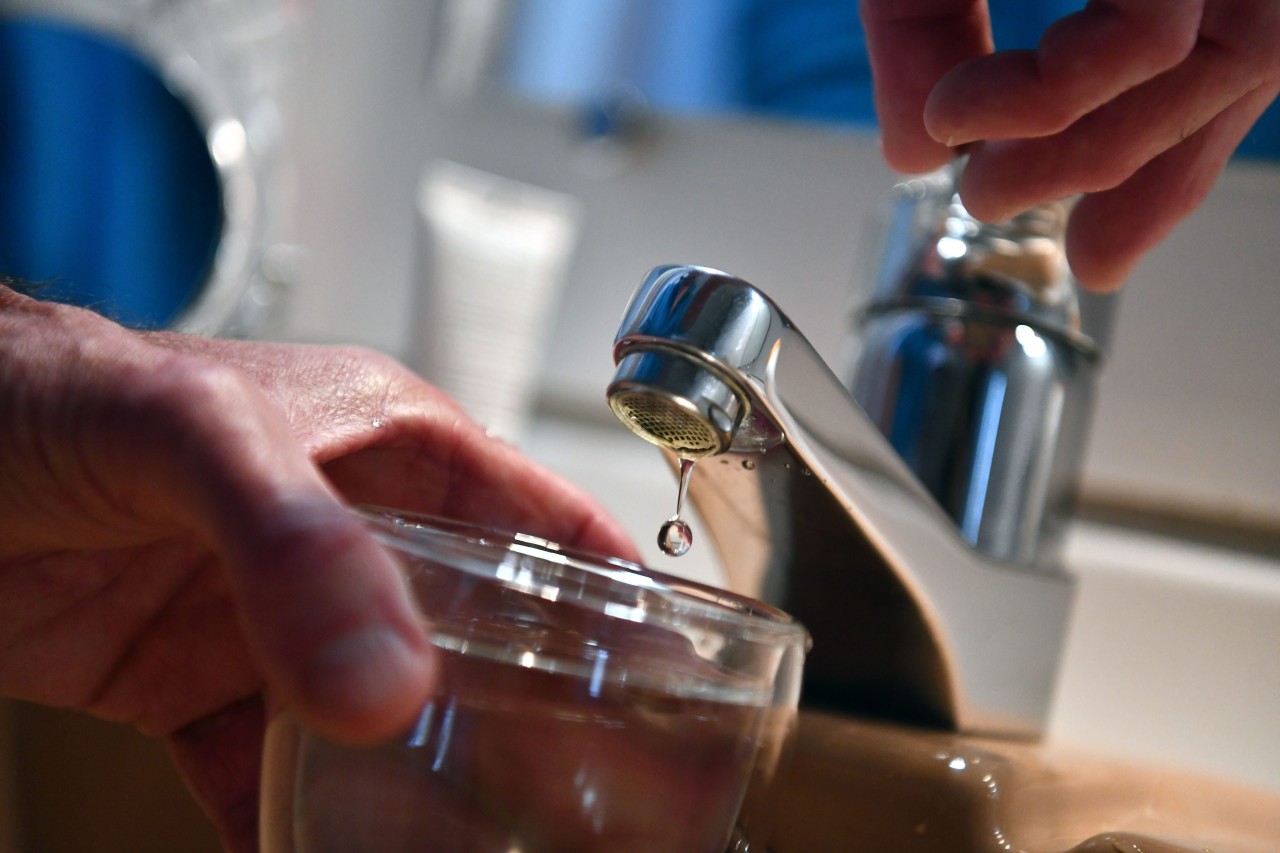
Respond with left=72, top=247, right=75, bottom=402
left=768, top=711, right=1280, bottom=853
left=523, top=416, right=1280, bottom=852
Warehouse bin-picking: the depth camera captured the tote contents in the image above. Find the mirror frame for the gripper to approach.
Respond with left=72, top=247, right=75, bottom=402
left=0, top=0, right=285, bottom=335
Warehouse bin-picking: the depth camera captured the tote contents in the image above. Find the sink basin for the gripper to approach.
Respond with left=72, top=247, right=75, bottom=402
left=522, top=417, right=1280, bottom=851
left=768, top=711, right=1280, bottom=852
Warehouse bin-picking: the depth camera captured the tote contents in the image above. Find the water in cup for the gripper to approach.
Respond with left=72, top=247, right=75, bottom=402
left=268, top=638, right=767, bottom=851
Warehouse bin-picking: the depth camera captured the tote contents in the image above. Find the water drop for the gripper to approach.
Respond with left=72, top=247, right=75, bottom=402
left=657, top=457, right=696, bottom=557
left=741, top=458, right=756, bottom=470
left=675, top=457, right=694, bottom=516
left=658, top=517, right=693, bottom=557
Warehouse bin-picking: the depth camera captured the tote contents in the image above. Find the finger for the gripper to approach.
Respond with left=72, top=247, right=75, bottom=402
left=957, top=32, right=1270, bottom=223
left=129, top=355, right=437, bottom=744
left=321, top=424, right=641, bottom=563
left=1065, top=81, right=1280, bottom=290
left=138, top=336, right=641, bottom=563
left=166, top=696, right=265, bottom=853
left=925, top=0, right=1202, bottom=144
left=859, top=0, right=993, bottom=172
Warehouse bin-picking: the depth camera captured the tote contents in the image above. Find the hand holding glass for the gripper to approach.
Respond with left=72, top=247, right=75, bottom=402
left=260, top=508, right=808, bottom=852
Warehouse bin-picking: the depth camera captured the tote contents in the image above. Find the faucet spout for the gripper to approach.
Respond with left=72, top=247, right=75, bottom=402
left=609, top=264, right=1074, bottom=736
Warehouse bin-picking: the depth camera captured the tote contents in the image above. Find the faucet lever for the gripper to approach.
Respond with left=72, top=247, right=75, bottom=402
left=849, top=163, right=1113, bottom=566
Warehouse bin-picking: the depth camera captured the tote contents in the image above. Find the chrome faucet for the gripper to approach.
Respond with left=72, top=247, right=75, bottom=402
left=607, top=164, right=1113, bottom=736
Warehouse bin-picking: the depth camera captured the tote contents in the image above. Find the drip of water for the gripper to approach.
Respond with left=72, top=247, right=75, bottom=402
left=658, top=517, right=692, bottom=557
left=657, top=458, right=696, bottom=557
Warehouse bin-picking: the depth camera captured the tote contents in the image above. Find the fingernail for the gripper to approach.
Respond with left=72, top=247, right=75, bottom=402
left=944, top=134, right=978, bottom=149
left=303, top=625, right=424, bottom=723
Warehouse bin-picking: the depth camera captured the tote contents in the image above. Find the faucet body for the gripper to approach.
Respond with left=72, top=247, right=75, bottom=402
left=612, top=266, right=1071, bottom=734
left=608, top=167, right=1113, bottom=736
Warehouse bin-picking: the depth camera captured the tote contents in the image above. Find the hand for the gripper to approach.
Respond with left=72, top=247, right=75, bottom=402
left=0, top=286, right=636, bottom=850
left=860, top=0, right=1280, bottom=289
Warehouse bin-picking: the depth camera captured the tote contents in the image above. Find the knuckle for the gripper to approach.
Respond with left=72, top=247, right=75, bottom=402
left=131, top=353, right=259, bottom=432
left=1148, top=13, right=1199, bottom=65
left=1040, top=102, right=1087, bottom=136
left=1084, top=157, right=1139, bottom=194
left=1202, top=2, right=1280, bottom=67
left=329, top=344, right=410, bottom=387
left=1097, top=2, right=1199, bottom=65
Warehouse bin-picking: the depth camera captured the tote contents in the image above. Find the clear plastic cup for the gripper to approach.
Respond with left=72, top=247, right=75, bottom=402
left=260, top=507, right=808, bottom=853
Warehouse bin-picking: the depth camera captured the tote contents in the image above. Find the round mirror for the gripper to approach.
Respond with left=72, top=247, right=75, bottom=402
left=0, top=16, right=224, bottom=329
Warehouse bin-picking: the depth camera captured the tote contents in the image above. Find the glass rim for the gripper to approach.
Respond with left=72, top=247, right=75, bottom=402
left=354, top=505, right=809, bottom=650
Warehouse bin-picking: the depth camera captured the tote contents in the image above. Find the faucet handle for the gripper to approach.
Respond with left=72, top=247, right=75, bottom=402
left=851, top=161, right=1116, bottom=565
left=880, top=162, right=1100, bottom=352
left=966, top=200, right=1071, bottom=293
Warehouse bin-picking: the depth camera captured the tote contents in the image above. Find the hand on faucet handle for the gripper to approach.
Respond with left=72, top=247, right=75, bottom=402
left=860, top=0, right=1280, bottom=291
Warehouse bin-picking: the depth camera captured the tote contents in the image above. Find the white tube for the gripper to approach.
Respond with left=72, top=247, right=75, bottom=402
left=413, top=159, right=581, bottom=444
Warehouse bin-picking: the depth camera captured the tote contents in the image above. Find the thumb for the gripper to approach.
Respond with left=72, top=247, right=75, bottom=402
left=156, top=361, right=437, bottom=743
left=214, top=492, right=437, bottom=744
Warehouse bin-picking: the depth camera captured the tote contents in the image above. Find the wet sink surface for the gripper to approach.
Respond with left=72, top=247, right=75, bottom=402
left=768, top=711, right=1280, bottom=853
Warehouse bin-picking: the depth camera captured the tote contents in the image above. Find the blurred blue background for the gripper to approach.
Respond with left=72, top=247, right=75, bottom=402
left=505, top=0, right=1280, bottom=160
left=0, top=18, right=222, bottom=328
